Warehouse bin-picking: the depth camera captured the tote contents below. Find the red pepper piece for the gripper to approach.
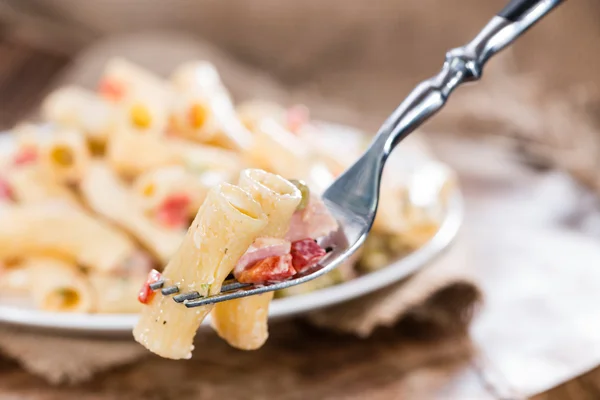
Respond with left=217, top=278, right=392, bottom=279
left=156, top=194, right=191, bottom=229
left=0, top=177, right=13, bottom=201
left=13, top=147, right=37, bottom=166
left=235, top=254, right=296, bottom=284
left=138, top=269, right=163, bottom=304
left=98, top=79, right=126, bottom=102
left=290, top=239, right=326, bottom=274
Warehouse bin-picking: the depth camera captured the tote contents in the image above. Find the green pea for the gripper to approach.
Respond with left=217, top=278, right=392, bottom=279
left=289, top=179, right=310, bottom=211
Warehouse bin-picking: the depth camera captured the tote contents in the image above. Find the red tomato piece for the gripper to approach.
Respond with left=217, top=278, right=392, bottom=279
left=138, top=269, right=163, bottom=304
left=13, top=147, right=37, bottom=166
left=0, top=177, right=13, bottom=201
left=156, top=194, right=191, bottom=229
left=290, top=239, right=326, bottom=274
left=98, top=79, right=126, bottom=102
left=235, top=254, right=296, bottom=284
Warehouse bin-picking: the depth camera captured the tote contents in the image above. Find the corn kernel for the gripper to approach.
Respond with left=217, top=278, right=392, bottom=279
left=188, top=103, right=209, bottom=130
left=142, top=184, right=155, bottom=197
left=50, top=146, right=74, bottom=167
left=130, top=103, right=152, bottom=129
left=88, top=139, right=105, bottom=156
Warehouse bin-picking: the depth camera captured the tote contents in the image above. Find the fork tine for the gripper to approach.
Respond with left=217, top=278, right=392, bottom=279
left=184, top=285, right=262, bottom=308
left=220, top=280, right=252, bottom=293
left=173, top=291, right=201, bottom=303
left=183, top=242, right=356, bottom=307
left=150, top=278, right=253, bottom=302
left=149, top=280, right=165, bottom=291
left=161, top=285, right=179, bottom=295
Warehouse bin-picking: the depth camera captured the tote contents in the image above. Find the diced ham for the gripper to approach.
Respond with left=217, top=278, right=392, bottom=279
left=290, top=239, right=326, bottom=274
left=156, top=194, right=191, bottom=229
left=286, top=195, right=338, bottom=242
left=138, top=269, right=162, bottom=304
left=235, top=254, right=295, bottom=283
left=231, top=201, right=334, bottom=283
left=233, top=238, right=291, bottom=277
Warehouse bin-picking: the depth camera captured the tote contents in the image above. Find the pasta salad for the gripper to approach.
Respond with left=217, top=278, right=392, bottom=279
left=0, top=58, right=455, bottom=352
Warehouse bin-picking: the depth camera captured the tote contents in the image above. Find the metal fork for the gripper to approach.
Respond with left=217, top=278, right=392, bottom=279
left=150, top=0, right=565, bottom=307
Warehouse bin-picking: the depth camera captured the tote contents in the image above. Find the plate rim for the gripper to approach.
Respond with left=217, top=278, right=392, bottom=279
left=0, top=123, right=463, bottom=336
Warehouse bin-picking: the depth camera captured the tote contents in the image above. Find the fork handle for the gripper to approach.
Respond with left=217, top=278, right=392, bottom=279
left=374, top=0, right=565, bottom=151
left=326, top=0, right=565, bottom=212
left=499, top=0, right=548, bottom=21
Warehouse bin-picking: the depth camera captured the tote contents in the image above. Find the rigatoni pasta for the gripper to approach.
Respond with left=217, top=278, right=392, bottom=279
left=373, top=139, right=456, bottom=249
left=243, top=118, right=334, bottom=194
left=169, top=138, right=241, bottom=176
left=5, top=165, right=78, bottom=205
left=170, top=61, right=229, bottom=98
left=90, top=251, right=152, bottom=313
left=0, top=262, right=31, bottom=296
left=80, top=162, right=184, bottom=263
left=89, top=272, right=145, bottom=314
left=133, top=166, right=210, bottom=221
left=25, top=257, right=95, bottom=313
left=116, top=93, right=171, bottom=136
left=0, top=203, right=135, bottom=272
left=41, top=85, right=115, bottom=145
left=245, top=118, right=312, bottom=177
left=169, top=61, right=252, bottom=151
left=39, top=128, right=91, bottom=184
left=105, top=123, right=180, bottom=178
left=133, top=183, right=267, bottom=359
left=236, top=100, right=287, bottom=133
left=136, top=168, right=333, bottom=357
left=98, top=57, right=171, bottom=104
left=211, top=169, right=301, bottom=350
left=104, top=124, right=241, bottom=179
left=237, top=169, right=302, bottom=237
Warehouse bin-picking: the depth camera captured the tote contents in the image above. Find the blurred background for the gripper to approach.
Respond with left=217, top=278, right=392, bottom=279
left=0, top=0, right=598, bottom=127
left=1, top=0, right=599, bottom=191
left=0, top=0, right=599, bottom=399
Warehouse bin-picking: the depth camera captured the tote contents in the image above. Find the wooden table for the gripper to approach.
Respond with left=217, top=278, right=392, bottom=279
left=0, top=34, right=598, bottom=400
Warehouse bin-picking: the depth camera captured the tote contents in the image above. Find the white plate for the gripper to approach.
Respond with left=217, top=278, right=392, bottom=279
left=0, top=124, right=463, bottom=337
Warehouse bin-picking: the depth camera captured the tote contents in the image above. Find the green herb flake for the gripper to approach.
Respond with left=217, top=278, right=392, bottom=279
left=200, top=283, right=211, bottom=293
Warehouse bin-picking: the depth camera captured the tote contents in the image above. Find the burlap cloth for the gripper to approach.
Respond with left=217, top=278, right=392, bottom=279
left=0, top=35, right=480, bottom=385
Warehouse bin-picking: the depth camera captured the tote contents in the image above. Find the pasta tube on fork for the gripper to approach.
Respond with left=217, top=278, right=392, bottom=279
left=133, top=183, right=267, bottom=359
left=210, top=169, right=301, bottom=350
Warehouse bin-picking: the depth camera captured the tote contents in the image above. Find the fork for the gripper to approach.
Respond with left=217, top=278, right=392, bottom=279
left=150, top=0, right=565, bottom=307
